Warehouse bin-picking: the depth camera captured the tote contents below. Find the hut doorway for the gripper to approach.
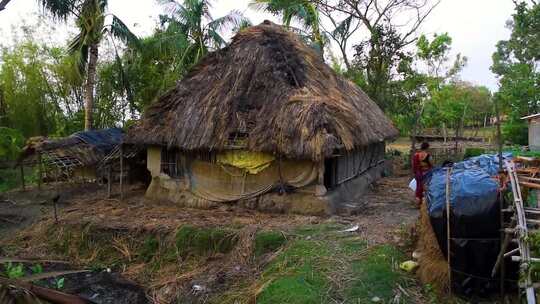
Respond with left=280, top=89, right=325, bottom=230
left=324, top=158, right=338, bottom=190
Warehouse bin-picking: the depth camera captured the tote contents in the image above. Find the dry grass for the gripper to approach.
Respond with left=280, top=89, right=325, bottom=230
left=416, top=202, right=450, bottom=293
left=126, top=21, right=398, bottom=161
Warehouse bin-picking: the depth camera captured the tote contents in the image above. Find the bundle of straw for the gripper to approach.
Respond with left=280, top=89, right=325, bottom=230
left=416, top=201, right=450, bottom=293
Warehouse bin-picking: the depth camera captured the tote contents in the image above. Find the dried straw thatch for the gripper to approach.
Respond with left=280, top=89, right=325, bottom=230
left=417, top=201, right=450, bottom=293
left=18, top=128, right=123, bottom=166
left=126, top=21, right=398, bottom=161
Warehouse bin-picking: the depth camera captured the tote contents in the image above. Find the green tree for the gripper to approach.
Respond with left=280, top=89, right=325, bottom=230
left=491, top=1, right=540, bottom=145
left=0, top=127, right=24, bottom=161
left=250, top=0, right=325, bottom=55
left=39, top=0, right=139, bottom=131
left=159, top=0, right=249, bottom=67
left=423, top=82, right=491, bottom=137
left=0, top=42, right=67, bottom=137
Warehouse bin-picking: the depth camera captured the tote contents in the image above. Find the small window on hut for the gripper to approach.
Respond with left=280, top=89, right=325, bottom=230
left=161, top=147, right=183, bottom=178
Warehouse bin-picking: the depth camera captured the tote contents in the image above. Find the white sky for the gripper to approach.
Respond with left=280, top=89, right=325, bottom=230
left=0, top=0, right=516, bottom=91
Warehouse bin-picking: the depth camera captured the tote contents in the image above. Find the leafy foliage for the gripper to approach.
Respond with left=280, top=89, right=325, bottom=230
left=40, top=0, right=139, bottom=130
left=0, top=127, right=24, bottom=161
left=492, top=1, right=540, bottom=145
left=3, top=262, right=24, bottom=279
left=251, top=0, right=325, bottom=55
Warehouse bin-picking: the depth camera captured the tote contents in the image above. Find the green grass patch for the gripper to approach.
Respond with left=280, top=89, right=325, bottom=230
left=175, top=225, right=237, bottom=256
left=257, top=239, right=333, bottom=304
left=345, top=245, right=406, bottom=303
left=140, top=236, right=160, bottom=262
left=254, top=231, right=287, bottom=257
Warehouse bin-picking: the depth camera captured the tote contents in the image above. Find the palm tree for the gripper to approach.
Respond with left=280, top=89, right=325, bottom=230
left=250, top=0, right=325, bottom=56
left=159, top=0, right=250, bottom=66
left=39, top=0, right=138, bottom=130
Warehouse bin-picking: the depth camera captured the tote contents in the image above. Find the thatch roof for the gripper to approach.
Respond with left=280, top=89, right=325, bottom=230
left=126, top=21, right=398, bottom=161
left=18, top=128, right=123, bottom=166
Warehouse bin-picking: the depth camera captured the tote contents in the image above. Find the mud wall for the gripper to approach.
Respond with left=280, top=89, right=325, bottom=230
left=144, top=146, right=384, bottom=215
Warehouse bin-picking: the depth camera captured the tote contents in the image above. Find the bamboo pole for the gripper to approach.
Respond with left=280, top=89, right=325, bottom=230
left=19, top=165, right=25, bottom=191
left=37, top=154, right=42, bottom=190
left=120, top=144, right=124, bottom=201
left=445, top=167, right=452, bottom=294
left=107, top=165, right=112, bottom=198
left=494, top=96, right=505, bottom=298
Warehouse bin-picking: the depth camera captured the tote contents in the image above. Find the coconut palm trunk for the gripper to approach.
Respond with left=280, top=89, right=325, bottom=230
left=84, top=43, right=98, bottom=131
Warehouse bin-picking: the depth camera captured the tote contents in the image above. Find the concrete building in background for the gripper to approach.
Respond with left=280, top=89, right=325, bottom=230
left=522, top=114, right=540, bottom=151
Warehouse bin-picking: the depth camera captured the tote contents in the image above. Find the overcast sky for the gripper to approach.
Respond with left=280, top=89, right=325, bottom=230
left=0, top=0, right=516, bottom=91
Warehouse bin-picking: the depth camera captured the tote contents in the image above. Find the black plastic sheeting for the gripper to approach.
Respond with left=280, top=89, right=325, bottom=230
left=425, top=154, right=517, bottom=297
left=72, top=128, right=123, bottom=154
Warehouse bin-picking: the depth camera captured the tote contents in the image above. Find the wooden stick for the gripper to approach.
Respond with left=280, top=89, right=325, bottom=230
left=445, top=167, right=452, bottom=294
left=519, top=181, right=540, bottom=190
left=37, top=154, right=42, bottom=191
left=19, top=165, right=25, bottom=191
left=495, top=95, right=505, bottom=297
left=107, top=165, right=112, bottom=198
left=0, top=277, right=88, bottom=304
left=120, top=144, right=124, bottom=201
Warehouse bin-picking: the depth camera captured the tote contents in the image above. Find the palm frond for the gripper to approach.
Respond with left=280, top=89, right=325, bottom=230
left=207, top=10, right=247, bottom=33
left=107, top=15, right=140, bottom=48
left=207, top=28, right=226, bottom=49
left=233, top=19, right=253, bottom=33
left=38, top=0, right=76, bottom=20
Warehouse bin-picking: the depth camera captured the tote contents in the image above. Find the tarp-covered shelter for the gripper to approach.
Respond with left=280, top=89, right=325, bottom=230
left=18, top=128, right=124, bottom=181
left=125, top=21, right=398, bottom=214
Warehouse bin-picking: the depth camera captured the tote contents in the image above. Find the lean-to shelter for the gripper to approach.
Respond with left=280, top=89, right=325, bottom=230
left=18, top=128, right=124, bottom=181
left=125, top=21, right=398, bottom=214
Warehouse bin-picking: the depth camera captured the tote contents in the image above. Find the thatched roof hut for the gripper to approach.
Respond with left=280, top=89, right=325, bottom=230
left=127, top=21, right=398, bottom=215
left=19, top=128, right=123, bottom=167
left=126, top=20, right=397, bottom=160
left=17, top=128, right=124, bottom=182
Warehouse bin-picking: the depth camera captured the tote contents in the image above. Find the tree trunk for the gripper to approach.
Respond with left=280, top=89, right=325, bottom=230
left=84, top=43, right=99, bottom=131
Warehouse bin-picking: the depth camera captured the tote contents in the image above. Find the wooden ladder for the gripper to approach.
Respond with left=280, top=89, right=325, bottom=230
left=501, top=160, right=538, bottom=303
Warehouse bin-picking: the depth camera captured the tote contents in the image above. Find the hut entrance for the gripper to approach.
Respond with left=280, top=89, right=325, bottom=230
left=324, top=158, right=338, bottom=190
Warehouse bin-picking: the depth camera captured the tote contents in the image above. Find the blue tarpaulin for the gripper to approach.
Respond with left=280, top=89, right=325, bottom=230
left=72, top=128, right=123, bottom=154
left=426, top=153, right=512, bottom=216
left=424, top=153, right=514, bottom=296
left=426, top=166, right=499, bottom=217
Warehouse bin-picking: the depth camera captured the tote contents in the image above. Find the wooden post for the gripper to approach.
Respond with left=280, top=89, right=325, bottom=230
left=107, top=165, right=112, bottom=198
left=120, top=144, right=124, bottom=201
left=19, top=165, right=25, bottom=191
left=37, top=154, right=43, bottom=190
left=53, top=168, right=59, bottom=224
left=315, top=159, right=327, bottom=196
left=445, top=167, right=452, bottom=294
left=494, top=96, right=505, bottom=297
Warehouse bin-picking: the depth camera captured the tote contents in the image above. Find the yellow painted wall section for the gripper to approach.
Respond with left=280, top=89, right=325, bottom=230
left=147, top=146, right=161, bottom=177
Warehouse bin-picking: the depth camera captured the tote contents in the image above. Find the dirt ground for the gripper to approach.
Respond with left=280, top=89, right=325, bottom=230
left=0, top=173, right=421, bottom=303
left=0, top=174, right=419, bottom=248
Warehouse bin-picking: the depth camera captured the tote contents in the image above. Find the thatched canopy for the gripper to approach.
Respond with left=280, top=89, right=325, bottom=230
left=126, top=21, right=398, bottom=161
left=18, top=128, right=123, bottom=166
